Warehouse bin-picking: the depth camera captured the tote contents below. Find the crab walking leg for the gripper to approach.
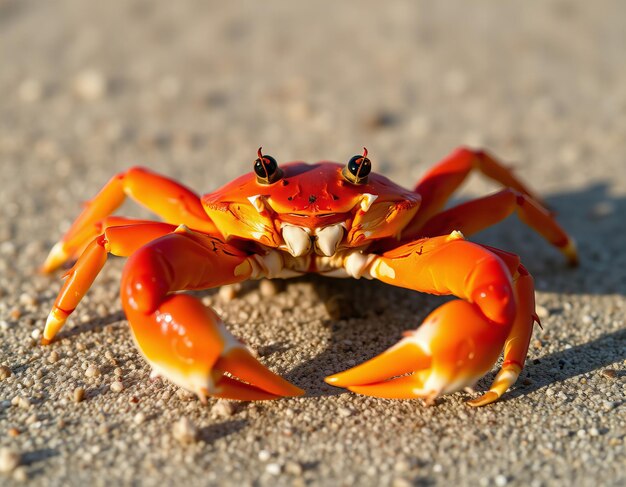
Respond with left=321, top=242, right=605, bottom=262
left=43, top=222, right=178, bottom=344
left=403, top=147, right=545, bottom=238
left=42, top=167, right=217, bottom=273
left=326, top=233, right=535, bottom=405
left=120, top=230, right=304, bottom=401
left=418, top=189, right=578, bottom=265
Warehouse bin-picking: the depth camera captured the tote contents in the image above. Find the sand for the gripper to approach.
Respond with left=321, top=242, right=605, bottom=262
left=0, top=1, right=624, bottom=485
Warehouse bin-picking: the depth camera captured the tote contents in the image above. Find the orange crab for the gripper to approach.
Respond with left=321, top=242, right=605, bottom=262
left=41, top=147, right=577, bottom=406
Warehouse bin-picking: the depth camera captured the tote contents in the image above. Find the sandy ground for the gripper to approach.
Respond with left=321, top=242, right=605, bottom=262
left=0, top=1, right=624, bottom=485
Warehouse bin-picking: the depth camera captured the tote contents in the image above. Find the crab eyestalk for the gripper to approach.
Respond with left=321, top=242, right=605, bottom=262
left=254, top=147, right=283, bottom=185
left=342, top=147, right=372, bottom=185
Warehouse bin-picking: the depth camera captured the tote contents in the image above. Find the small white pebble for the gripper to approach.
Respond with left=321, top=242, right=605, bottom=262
left=74, top=69, right=107, bottom=100
left=265, top=463, right=282, bottom=475
left=12, top=465, right=28, bottom=481
left=172, top=417, right=197, bottom=444
left=259, top=279, right=280, bottom=297
left=495, top=474, right=508, bottom=486
left=85, top=365, right=101, bottom=378
left=211, top=399, right=235, bottom=417
left=110, top=381, right=124, bottom=393
left=338, top=407, right=353, bottom=417
left=133, top=412, right=146, bottom=425
left=47, top=351, right=60, bottom=364
left=589, top=427, right=600, bottom=437
left=19, top=293, right=38, bottom=307
left=0, top=447, right=21, bottom=473
left=30, top=329, right=41, bottom=340
left=114, top=367, right=123, bottom=376
left=219, top=284, right=240, bottom=302
left=432, top=464, right=442, bottom=473
left=258, top=450, right=271, bottom=462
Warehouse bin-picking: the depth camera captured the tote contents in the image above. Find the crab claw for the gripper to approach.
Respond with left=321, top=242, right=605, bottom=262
left=124, top=294, right=304, bottom=401
left=325, top=300, right=509, bottom=404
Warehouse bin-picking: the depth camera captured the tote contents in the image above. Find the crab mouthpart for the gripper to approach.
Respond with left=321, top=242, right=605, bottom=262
left=315, top=223, right=345, bottom=256
left=281, top=224, right=311, bottom=257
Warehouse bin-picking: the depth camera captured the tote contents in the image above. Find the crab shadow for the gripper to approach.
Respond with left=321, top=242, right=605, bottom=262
left=501, top=328, right=626, bottom=403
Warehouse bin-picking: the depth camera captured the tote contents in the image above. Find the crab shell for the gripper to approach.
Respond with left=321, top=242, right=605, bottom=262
left=201, top=162, right=421, bottom=254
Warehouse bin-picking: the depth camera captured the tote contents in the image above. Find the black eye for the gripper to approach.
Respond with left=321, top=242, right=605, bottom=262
left=342, top=148, right=372, bottom=184
left=254, top=148, right=282, bottom=184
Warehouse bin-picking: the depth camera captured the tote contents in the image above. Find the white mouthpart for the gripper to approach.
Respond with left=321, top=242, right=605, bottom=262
left=281, top=224, right=311, bottom=257
left=360, top=193, right=378, bottom=212
left=315, top=223, right=344, bottom=256
left=247, top=195, right=265, bottom=213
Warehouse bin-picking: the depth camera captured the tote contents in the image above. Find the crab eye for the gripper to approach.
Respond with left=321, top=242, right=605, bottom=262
left=342, top=148, right=372, bottom=184
left=254, top=147, right=283, bottom=184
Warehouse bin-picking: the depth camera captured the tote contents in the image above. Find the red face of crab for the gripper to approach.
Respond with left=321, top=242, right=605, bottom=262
left=202, top=153, right=420, bottom=256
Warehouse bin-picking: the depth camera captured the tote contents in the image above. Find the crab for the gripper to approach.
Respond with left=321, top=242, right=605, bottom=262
left=41, top=147, right=577, bottom=406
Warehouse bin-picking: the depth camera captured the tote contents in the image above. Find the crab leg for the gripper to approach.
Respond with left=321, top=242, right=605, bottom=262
left=418, top=189, right=578, bottom=265
left=403, top=147, right=545, bottom=237
left=326, top=232, right=535, bottom=406
left=42, top=167, right=217, bottom=273
left=43, top=221, right=178, bottom=344
left=120, top=229, right=304, bottom=401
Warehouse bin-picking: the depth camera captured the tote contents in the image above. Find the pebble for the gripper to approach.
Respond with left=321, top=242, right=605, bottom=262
left=219, top=284, right=240, bottom=301
left=284, top=461, right=303, bottom=475
left=73, top=387, right=85, bottom=403
left=13, top=396, right=30, bottom=409
left=12, top=465, right=28, bottom=481
left=74, top=69, right=107, bottom=100
left=133, top=412, right=146, bottom=425
left=0, top=365, right=11, bottom=380
left=19, top=293, right=37, bottom=307
left=85, top=365, right=101, bottom=378
left=110, top=381, right=124, bottom=393
left=211, top=399, right=235, bottom=417
left=495, top=474, right=508, bottom=486
left=265, top=463, right=282, bottom=475
left=258, top=450, right=271, bottom=462
left=338, top=407, right=354, bottom=417
left=30, top=329, right=41, bottom=340
left=172, top=417, right=197, bottom=444
left=259, top=279, right=280, bottom=297
left=0, top=447, right=21, bottom=473
left=47, top=351, right=60, bottom=364
left=392, top=478, right=412, bottom=487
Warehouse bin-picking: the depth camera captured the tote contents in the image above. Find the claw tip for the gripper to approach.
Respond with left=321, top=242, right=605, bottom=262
left=467, top=391, right=499, bottom=407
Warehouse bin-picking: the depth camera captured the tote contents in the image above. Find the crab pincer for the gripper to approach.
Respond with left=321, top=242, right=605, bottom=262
left=325, top=233, right=537, bottom=406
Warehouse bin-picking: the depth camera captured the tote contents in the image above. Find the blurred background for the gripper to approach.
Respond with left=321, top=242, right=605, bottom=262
left=1, top=1, right=624, bottom=485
